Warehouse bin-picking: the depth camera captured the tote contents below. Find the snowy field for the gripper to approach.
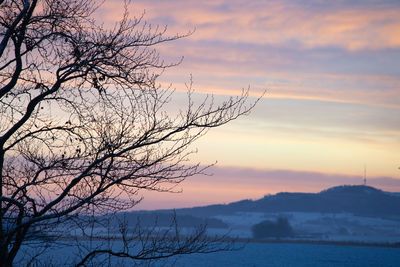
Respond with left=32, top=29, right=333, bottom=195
left=15, top=211, right=400, bottom=265
left=211, top=211, right=400, bottom=243
left=172, top=243, right=400, bottom=267
left=16, top=241, right=400, bottom=266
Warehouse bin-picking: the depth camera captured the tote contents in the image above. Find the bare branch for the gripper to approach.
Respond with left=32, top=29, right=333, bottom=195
left=0, top=0, right=261, bottom=265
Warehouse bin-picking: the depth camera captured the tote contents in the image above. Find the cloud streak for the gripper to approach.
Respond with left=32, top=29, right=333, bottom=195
left=100, top=0, right=400, bottom=107
left=96, top=1, right=400, bottom=207
left=135, top=166, right=400, bottom=210
left=128, top=0, right=400, bottom=50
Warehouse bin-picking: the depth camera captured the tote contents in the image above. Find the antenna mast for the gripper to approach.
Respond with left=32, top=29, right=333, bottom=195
left=363, top=165, right=367, bottom=186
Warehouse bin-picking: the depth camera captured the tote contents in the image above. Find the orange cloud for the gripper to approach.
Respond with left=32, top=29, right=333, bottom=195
left=94, top=1, right=400, bottom=108
left=108, top=1, right=400, bottom=51
left=134, top=167, right=400, bottom=209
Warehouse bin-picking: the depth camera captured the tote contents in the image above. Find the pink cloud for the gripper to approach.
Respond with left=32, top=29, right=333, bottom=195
left=113, top=0, right=400, bottom=51
left=134, top=166, right=400, bottom=210
left=94, top=1, right=400, bottom=108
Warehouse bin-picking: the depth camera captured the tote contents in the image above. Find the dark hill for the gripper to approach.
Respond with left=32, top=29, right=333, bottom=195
left=173, top=185, right=400, bottom=218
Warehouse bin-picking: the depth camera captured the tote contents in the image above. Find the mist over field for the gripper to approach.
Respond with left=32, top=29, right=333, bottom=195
left=141, top=185, right=400, bottom=243
left=15, top=185, right=400, bottom=266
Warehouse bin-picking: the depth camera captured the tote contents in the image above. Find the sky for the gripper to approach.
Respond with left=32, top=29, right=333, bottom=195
left=100, top=0, right=400, bottom=209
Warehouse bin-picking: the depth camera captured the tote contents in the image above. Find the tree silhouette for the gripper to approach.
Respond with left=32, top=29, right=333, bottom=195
left=251, top=217, right=294, bottom=240
left=0, top=0, right=259, bottom=265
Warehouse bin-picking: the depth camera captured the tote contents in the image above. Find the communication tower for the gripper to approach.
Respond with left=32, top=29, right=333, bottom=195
left=363, top=165, right=367, bottom=186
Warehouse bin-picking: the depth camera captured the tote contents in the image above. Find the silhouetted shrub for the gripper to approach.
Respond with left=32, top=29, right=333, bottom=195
left=251, top=217, right=294, bottom=239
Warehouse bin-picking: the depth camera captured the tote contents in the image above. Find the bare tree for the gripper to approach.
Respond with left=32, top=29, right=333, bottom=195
left=0, top=0, right=259, bottom=265
left=71, top=213, right=236, bottom=267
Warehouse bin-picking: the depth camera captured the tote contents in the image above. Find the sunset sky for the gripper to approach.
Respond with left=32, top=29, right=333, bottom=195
left=101, top=0, right=400, bottom=209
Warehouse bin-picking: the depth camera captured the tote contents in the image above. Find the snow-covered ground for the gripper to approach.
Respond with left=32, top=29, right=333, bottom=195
left=55, top=211, right=400, bottom=243
left=209, top=212, right=400, bottom=243
left=16, top=239, right=400, bottom=266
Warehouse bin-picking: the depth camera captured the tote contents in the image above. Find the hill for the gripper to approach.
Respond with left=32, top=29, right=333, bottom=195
left=172, top=185, right=400, bottom=219
left=121, top=185, right=400, bottom=243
